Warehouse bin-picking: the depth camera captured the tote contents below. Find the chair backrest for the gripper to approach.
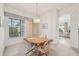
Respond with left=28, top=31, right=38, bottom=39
left=23, top=38, right=29, bottom=43
left=48, top=40, right=53, bottom=44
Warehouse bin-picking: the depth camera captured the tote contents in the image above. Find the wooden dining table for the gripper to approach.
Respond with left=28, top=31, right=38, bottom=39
left=27, top=36, right=48, bottom=45
left=24, top=36, right=48, bottom=55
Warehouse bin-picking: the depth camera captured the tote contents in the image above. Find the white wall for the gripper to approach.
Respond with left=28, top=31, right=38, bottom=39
left=4, top=5, right=35, bottom=46
left=4, top=16, right=24, bottom=46
left=0, top=28, right=5, bottom=55
left=3, top=4, right=79, bottom=48
left=70, top=12, right=78, bottom=48
left=4, top=16, right=30, bottom=46
left=0, top=4, right=4, bottom=55
left=40, top=10, right=59, bottom=43
left=40, top=4, right=79, bottom=48
left=4, top=5, right=36, bottom=19
left=58, top=5, right=79, bottom=48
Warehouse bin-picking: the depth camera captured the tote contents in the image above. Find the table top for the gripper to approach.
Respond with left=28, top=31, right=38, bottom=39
left=26, top=36, right=48, bottom=44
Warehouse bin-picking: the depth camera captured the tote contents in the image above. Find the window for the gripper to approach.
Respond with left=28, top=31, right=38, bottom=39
left=9, top=18, right=24, bottom=37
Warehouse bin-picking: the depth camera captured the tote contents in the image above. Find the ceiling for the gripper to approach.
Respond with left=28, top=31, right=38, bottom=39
left=4, top=3, right=73, bottom=17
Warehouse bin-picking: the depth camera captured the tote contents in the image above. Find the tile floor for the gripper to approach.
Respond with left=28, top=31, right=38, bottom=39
left=3, top=38, right=79, bottom=56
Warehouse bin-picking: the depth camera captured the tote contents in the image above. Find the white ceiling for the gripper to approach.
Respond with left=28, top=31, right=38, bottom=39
left=4, top=3, right=73, bottom=16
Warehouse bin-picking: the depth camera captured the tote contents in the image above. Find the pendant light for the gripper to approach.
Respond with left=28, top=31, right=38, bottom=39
left=33, top=3, right=40, bottom=23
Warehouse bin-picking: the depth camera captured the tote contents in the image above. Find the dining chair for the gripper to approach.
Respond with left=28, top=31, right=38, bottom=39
left=24, top=38, right=32, bottom=49
left=25, top=45, right=36, bottom=55
left=38, top=39, right=53, bottom=56
left=24, top=38, right=36, bottom=55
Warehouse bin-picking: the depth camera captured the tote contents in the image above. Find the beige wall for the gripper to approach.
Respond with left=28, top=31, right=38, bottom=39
left=32, top=22, right=39, bottom=36
left=28, top=21, right=33, bottom=35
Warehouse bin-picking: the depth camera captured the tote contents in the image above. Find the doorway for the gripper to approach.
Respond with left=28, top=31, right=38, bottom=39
left=58, top=14, right=70, bottom=40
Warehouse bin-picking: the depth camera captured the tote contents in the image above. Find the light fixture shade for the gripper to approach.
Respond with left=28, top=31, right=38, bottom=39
left=33, top=18, right=40, bottom=23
